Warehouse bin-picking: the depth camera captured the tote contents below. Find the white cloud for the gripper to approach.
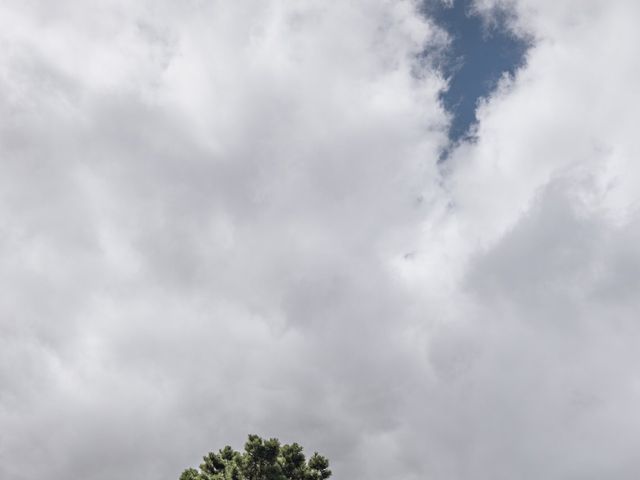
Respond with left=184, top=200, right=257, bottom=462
left=403, top=0, right=640, bottom=477
left=1, top=0, right=640, bottom=479
left=0, top=1, right=447, bottom=479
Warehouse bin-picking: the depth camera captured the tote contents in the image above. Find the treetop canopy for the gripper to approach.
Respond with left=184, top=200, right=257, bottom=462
left=180, top=434, right=332, bottom=480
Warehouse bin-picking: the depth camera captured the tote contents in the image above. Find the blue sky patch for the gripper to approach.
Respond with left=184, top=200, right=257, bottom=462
left=422, top=0, right=529, bottom=144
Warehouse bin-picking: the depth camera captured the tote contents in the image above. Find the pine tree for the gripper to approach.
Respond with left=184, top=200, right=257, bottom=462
left=179, top=434, right=332, bottom=480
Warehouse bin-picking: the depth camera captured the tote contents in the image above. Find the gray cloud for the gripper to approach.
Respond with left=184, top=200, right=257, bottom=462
left=2, top=1, right=640, bottom=479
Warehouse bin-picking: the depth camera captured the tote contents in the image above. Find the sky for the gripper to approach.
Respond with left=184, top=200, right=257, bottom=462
left=425, top=0, right=528, bottom=143
left=1, top=1, right=640, bottom=479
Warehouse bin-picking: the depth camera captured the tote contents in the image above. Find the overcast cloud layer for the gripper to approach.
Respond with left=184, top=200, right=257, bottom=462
left=2, top=1, right=640, bottom=479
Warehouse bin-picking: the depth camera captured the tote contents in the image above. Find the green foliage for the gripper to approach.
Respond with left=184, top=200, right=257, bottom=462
left=180, top=434, right=332, bottom=480
left=180, top=468, right=201, bottom=480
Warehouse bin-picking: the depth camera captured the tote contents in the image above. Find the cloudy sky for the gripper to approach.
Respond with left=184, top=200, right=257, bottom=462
left=2, top=0, right=640, bottom=479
